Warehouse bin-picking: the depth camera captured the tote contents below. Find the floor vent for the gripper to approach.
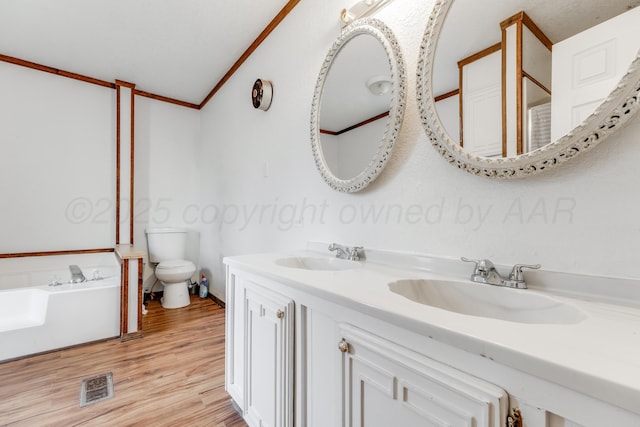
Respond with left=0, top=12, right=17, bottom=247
left=80, top=372, right=114, bottom=407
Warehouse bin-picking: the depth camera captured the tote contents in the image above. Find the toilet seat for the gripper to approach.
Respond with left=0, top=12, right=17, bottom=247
left=154, top=259, right=196, bottom=287
left=156, top=259, right=195, bottom=275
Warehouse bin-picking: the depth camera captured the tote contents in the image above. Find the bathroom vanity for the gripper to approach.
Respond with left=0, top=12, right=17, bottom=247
left=224, top=246, right=640, bottom=427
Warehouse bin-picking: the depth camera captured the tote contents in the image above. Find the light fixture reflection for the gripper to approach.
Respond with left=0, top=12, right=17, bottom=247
left=366, top=75, right=392, bottom=95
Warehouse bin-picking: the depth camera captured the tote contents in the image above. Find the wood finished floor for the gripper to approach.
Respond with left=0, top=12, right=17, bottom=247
left=0, top=295, right=247, bottom=427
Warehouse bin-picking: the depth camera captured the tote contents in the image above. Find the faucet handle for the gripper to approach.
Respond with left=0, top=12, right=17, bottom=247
left=509, top=264, right=541, bottom=281
left=348, top=246, right=365, bottom=261
left=461, top=257, right=495, bottom=273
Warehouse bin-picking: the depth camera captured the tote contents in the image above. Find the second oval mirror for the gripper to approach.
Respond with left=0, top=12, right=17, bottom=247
left=311, top=18, right=406, bottom=192
left=418, top=0, right=640, bottom=178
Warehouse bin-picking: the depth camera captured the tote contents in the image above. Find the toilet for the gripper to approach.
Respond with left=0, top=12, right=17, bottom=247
left=145, top=227, right=196, bottom=309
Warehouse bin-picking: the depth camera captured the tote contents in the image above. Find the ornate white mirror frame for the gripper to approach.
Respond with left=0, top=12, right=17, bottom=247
left=311, top=18, right=406, bottom=192
left=417, top=0, right=640, bottom=179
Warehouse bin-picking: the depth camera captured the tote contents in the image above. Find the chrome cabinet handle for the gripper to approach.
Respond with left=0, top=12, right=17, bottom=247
left=338, top=338, right=349, bottom=353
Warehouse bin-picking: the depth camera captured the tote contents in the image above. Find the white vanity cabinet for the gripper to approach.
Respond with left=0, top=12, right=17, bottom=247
left=226, top=266, right=508, bottom=427
left=338, top=324, right=507, bottom=427
left=225, top=261, right=640, bottom=427
left=225, top=267, right=294, bottom=427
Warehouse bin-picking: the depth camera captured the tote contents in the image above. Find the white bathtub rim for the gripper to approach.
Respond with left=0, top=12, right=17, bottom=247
left=0, top=276, right=120, bottom=361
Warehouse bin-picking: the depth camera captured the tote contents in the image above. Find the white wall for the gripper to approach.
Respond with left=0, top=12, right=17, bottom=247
left=0, top=61, right=115, bottom=253
left=0, top=61, right=201, bottom=292
left=435, top=95, right=459, bottom=142
left=135, top=97, right=202, bottom=291
left=199, top=0, right=640, bottom=300
left=321, top=119, right=387, bottom=180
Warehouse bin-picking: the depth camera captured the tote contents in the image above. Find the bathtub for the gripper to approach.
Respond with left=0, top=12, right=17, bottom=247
left=0, top=275, right=120, bottom=362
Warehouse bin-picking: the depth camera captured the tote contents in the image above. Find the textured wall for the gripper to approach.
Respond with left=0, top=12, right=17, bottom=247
left=199, top=0, right=640, bottom=299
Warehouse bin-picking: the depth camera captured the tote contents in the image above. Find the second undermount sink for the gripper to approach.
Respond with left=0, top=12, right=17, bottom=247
left=275, top=256, right=362, bottom=271
left=388, top=279, right=586, bottom=324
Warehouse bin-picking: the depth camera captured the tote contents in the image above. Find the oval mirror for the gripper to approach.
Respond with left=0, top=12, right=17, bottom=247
left=311, top=18, right=406, bottom=192
left=417, top=0, right=640, bottom=178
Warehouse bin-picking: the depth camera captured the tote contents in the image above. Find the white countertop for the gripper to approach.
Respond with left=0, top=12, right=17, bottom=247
left=224, top=247, right=640, bottom=415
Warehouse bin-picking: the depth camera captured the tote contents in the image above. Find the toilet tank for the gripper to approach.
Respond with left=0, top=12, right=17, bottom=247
left=145, top=227, right=188, bottom=263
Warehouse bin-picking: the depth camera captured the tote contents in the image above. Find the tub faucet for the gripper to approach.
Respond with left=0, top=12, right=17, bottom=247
left=461, top=257, right=540, bottom=289
left=69, top=265, right=86, bottom=283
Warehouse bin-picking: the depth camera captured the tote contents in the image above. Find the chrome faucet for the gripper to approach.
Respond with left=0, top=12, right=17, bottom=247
left=347, top=246, right=365, bottom=261
left=69, top=265, right=86, bottom=283
left=461, top=257, right=540, bottom=289
left=328, top=243, right=365, bottom=261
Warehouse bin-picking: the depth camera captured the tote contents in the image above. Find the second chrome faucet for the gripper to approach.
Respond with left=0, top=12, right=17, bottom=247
left=461, top=257, right=540, bottom=289
left=328, top=243, right=365, bottom=261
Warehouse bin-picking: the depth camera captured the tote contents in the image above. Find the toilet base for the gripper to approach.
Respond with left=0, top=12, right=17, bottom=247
left=161, top=280, right=191, bottom=309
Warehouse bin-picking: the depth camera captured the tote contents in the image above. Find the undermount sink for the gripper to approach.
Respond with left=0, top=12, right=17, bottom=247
left=388, top=279, right=586, bottom=324
left=275, top=256, right=362, bottom=271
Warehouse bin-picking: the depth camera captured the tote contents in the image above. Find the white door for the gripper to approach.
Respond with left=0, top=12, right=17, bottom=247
left=244, top=282, right=294, bottom=427
left=340, top=324, right=507, bottom=427
left=461, top=51, right=503, bottom=157
left=551, top=7, right=640, bottom=141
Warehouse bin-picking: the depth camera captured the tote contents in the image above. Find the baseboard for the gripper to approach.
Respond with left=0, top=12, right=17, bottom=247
left=208, top=293, right=225, bottom=308
left=120, top=331, right=144, bottom=341
left=144, top=289, right=224, bottom=308
left=230, top=398, right=243, bottom=416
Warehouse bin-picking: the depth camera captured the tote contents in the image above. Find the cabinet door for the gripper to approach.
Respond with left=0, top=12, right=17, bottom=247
left=225, top=268, right=245, bottom=409
left=339, top=324, right=508, bottom=427
left=302, top=305, right=342, bottom=427
left=244, top=282, right=294, bottom=427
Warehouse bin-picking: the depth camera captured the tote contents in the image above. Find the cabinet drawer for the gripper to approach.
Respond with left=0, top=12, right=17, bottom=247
left=339, top=324, right=508, bottom=427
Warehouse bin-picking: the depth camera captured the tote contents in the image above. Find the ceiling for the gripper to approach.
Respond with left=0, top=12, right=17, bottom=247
left=433, top=0, right=640, bottom=95
left=320, top=33, right=392, bottom=132
left=0, top=0, right=293, bottom=105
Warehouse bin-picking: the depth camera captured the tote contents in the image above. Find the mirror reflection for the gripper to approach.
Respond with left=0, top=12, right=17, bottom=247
left=319, top=33, right=391, bottom=180
left=310, top=18, right=405, bottom=192
left=433, top=0, right=640, bottom=158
